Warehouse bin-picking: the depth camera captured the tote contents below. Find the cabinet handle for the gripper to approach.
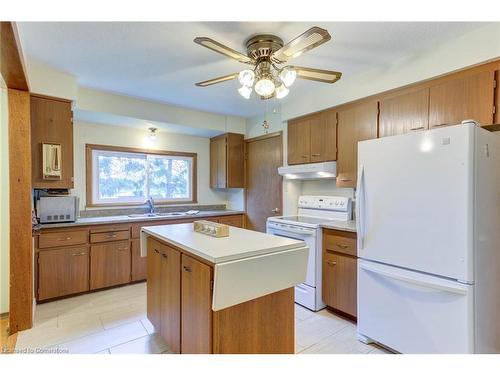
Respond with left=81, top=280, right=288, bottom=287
left=301, top=155, right=309, bottom=158
left=71, top=252, right=86, bottom=256
left=410, top=126, right=424, bottom=131
left=336, top=244, right=349, bottom=249
left=59, top=237, right=71, bottom=241
left=311, top=153, right=321, bottom=157
left=107, top=233, right=117, bottom=238
left=161, top=253, right=167, bottom=259
left=339, top=178, right=352, bottom=182
left=183, top=266, right=192, bottom=273
left=327, top=261, right=337, bottom=267
left=154, top=249, right=160, bottom=254
left=117, top=247, right=128, bottom=251
left=433, top=123, right=448, bottom=127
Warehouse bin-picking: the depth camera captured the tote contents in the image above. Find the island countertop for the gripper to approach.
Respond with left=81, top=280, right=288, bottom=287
left=141, top=222, right=305, bottom=264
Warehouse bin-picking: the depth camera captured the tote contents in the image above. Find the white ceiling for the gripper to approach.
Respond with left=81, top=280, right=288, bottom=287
left=17, top=22, right=489, bottom=118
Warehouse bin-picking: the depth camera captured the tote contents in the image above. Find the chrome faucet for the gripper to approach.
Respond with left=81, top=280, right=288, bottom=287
left=146, top=197, right=155, bottom=214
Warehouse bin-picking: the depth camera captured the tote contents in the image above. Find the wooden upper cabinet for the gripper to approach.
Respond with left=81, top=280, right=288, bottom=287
left=37, top=247, right=89, bottom=301
left=210, top=133, right=244, bottom=188
left=181, top=254, right=213, bottom=354
left=288, top=110, right=337, bottom=165
left=336, top=101, right=378, bottom=188
left=495, top=70, right=500, bottom=125
left=287, top=117, right=311, bottom=164
left=379, top=88, right=429, bottom=137
left=310, top=110, right=337, bottom=162
left=429, top=71, right=496, bottom=128
left=31, top=94, right=74, bottom=189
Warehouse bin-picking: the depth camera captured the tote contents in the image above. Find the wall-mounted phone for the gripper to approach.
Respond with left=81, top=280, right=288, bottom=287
left=42, top=143, right=62, bottom=180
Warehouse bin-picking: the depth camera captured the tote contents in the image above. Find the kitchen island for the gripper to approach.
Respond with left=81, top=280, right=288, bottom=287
left=141, top=223, right=308, bottom=354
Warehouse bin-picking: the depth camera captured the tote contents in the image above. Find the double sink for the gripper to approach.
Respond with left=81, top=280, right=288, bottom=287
left=127, top=212, right=190, bottom=218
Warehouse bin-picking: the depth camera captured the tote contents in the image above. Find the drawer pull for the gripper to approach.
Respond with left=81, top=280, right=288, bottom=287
left=311, top=153, right=321, bottom=157
left=183, top=266, right=192, bottom=273
left=161, top=253, right=168, bottom=259
left=59, top=237, right=71, bottom=241
left=339, top=178, right=351, bottom=182
left=302, top=155, right=308, bottom=158
left=117, top=247, right=128, bottom=251
left=336, top=244, right=349, bottom=249
left=327, top=261, right=337, bottom=267
left=433, top=123, right=448, bottom=127
left=71, top=252, right=86, bottom=256
left=154, top=249, right=160, bottom=254
left=107, top=233, right=118, bottom=238
left=410, top=126, right=424, bottom=131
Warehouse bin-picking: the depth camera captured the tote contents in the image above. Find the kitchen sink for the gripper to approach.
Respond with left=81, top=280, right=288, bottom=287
left=127, top=212, right=187, bottom=218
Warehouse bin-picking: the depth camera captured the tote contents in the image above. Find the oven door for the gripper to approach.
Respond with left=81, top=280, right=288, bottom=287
left=266, top=222, right=317, bottom=287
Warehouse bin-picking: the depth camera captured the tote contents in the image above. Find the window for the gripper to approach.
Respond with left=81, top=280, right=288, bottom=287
left=86, top=144, right=197, bottom=206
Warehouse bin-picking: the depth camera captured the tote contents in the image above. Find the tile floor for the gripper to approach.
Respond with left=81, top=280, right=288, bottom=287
left=15, top=283, right=390, bottom=354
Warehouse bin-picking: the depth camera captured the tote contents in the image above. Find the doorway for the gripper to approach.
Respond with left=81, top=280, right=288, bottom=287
left=245, top=132, right=283, bottom=232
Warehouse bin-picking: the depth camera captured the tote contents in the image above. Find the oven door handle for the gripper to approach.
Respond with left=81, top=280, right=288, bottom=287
left=269, top=227, right=315, bottom=236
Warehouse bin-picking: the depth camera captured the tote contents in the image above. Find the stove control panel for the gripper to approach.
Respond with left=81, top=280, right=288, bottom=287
left=298, top=195, right=352, bottom=212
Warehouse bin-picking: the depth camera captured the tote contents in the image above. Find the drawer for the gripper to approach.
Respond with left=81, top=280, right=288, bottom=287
left=39, top=230, right=88, bottom=249
left=323, top=229, right=357, bottom=257
left=89, top=224, right=130, bottom=234
left=218, top=215, right=243, bottom=228
left=90, top=230, right=130, bottom=243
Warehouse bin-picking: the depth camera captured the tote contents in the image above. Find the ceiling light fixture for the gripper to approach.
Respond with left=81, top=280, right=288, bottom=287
left=194, top=27, right=342, bottom=100
left=148, top=127, right=157, bottom=141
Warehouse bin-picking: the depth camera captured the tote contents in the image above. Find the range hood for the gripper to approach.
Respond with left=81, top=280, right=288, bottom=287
left=278, top=162, right=336, bottom=180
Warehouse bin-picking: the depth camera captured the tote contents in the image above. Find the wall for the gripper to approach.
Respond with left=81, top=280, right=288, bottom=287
left=0, top=74, right=10, bottom=314
left=73, top=121, right=244, bottom=211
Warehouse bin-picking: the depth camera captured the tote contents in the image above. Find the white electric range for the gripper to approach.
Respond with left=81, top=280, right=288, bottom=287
left=266, top=195, right=353, bottom=311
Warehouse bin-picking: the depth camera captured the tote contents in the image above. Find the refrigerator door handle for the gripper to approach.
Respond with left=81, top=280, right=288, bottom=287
left=359, top=261, right=468, bottom=295
left=356, top=164, right=366, bottom=250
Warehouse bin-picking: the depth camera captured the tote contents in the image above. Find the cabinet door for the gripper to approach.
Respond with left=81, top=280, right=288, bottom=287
left=226, top=133, right=244, bottom=188
left=210, top=138, right=219, bottom=188
left=429, top=71, right=495, bottom=128
left=379, top=88, right=429, bottom=137
left=322, top=252, right=357, bottom=317
left=90, top=241, right=131, bottom=289
left=160, top=245, right=181, bottom=353
left=310, top=110, right=337, bottom=162
left=287, top=117, right=311, bottom=165
left=131, top=239, right=147, bottom=281
left=210, top=136, right=227, bottom=188
left=218, top=215, right=243, bottom=228
left=147, top=238, right=162, bottom=329
left=31, top=95, right=74, bottom=189
left=38, top=247, right=89, bottom=300
left=337, top=101, right=378, bottom=188
left=181, top=254, right=213, bottom=354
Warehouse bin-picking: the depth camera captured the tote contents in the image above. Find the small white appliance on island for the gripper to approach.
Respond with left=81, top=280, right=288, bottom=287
left=356, top=122, right=500, bottom=353
left=266, top=195, right=352, bottom=311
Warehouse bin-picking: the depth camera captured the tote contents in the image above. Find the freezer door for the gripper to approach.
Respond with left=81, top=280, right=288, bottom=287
left=357, top=260, right=474, bottom=353
left=356, top=124, right=474, bottom=282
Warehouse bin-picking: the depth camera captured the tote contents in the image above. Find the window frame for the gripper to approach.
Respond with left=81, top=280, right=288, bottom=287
left=85, top=144, right=197, bottom=207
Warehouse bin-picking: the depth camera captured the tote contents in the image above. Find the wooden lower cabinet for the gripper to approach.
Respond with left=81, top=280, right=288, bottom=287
left=131, top=239, right=147, bottom=281
left=217, top=215, right=243, bottom=228
left=146, top=237, right=294, bottom=354
left=322, top=229, right=358, bottom=318
left=90, top=241, right=131, bottom=289
left=38, top=247, right=89, bottom=301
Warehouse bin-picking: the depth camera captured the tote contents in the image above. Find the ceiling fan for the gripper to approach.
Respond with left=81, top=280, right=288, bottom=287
left=194, top=26, right=342, bottom=100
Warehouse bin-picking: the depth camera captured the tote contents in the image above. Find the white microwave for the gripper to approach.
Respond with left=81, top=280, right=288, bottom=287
left=37, top=196, right=79, bottom=223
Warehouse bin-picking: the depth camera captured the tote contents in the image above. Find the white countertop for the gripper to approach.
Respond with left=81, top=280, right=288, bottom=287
left=141, top=223, right=305, bottom=264
left=320, top=219, right=357, bottom=232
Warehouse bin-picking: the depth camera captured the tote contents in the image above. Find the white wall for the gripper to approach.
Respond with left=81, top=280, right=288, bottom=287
left=0, top=75, right=10, bottom=314
left=73, top=121, right=244, bottom=211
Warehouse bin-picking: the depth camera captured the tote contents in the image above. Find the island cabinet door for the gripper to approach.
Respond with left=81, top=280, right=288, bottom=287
left=181, top=254, right=213, bottom=354
left=147, top=239, right=162, bottom=329
left=160, top=245, right=181, bottom=354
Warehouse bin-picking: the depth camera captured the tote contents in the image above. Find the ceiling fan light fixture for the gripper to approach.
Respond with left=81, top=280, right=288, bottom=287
left=275, top=84, right=289, bottom=99
left=280, top=67, right=297, bottom=87
left=238, top=85, right=252, bottom=99
left=238, top=69, right=255, bottom=87
left=254, top=78, right=275, bottom=97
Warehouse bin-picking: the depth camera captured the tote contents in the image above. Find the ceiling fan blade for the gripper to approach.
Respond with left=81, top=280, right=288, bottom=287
left=289, top=66, right=342, bottom=84
left=194, top=37, right=253, bottom=64
left=272, top=27, right=331, bottom=62
left=195, top=73, right=239, bottom=87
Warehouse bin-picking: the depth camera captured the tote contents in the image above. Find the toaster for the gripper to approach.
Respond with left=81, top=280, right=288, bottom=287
left=37, top=196, right=79, bottom=223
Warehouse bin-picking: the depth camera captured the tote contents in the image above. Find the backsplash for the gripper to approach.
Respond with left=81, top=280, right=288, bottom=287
left=79, top=204, right=227, bottom=218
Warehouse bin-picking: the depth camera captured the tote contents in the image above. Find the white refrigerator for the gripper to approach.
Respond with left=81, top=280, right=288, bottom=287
left=356, top=122, right=500, bottom=354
